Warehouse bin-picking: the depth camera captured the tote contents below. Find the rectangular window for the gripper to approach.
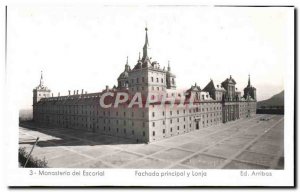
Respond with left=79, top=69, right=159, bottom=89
left=143, top=131, right=145, bottom=136
left=163, top=129, right=165, bottom=134
left=152, top=122, right=155, bottom=127
left=153, top=131, right=155, bottom=136
left=152, top=112, right=155, bottom=117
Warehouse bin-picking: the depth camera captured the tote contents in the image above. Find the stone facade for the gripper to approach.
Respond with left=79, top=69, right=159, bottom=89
left=32, top=28, right=257, bottom=143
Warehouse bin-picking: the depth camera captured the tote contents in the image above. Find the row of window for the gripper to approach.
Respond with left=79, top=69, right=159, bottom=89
left=130, top=76, right=164, bottom=85
left=103, top=126, right=146, bottom=137
left=131, top=86, right=165, bottom=92
left=151, top=118, right=222, bottom=136
left=151, top=114, right=222, bottom=127
left=152, top=108, right=222, bottom=117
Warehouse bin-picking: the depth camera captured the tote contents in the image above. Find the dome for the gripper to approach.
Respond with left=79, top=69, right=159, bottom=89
left=118, top=71, right=129, bottom=80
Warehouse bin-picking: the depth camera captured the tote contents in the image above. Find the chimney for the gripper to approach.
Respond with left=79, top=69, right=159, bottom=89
left=81, top=89, right=84, bottom=94
left=52, top=93, right=53, bottom=97
left=85, top=91, right=87, bottom=94
left=58, top=92, right=60, bottom=97
left=106, top=85, right=109, bottom=91
left=68, top=90, right=70, bottom=95
left=73, top=90, right=75, bottom=95
left=76, top=90, right=79, bottom=95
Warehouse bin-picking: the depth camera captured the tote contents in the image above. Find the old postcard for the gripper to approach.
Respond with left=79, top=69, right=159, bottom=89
left=2, top=3, right=295, bottom=187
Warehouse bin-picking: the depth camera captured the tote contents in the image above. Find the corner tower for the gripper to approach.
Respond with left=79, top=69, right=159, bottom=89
left=33, top=71, right=51, bottom=105
left=243, top=74, right=257, bottom=100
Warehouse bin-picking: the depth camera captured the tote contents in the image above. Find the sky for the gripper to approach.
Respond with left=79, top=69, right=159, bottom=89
left=7, top=6, right=292, bottom=109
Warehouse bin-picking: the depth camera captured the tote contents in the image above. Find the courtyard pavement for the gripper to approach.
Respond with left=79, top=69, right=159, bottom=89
left=19, top=114, right=284, bottom=169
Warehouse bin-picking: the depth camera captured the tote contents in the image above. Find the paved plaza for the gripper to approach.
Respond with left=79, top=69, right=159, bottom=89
left=19, top=114, right=284, bottom=169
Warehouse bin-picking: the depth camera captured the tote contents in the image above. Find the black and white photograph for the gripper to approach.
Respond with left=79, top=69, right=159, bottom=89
left=1, top=2, right=295, bottom=187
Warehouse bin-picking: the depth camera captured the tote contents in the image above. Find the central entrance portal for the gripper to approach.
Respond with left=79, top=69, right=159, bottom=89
left=196, top=121, right=199, bottom=130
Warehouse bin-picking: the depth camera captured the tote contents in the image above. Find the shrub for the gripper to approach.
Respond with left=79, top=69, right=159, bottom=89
left=19, top=147, right=48, bottom=168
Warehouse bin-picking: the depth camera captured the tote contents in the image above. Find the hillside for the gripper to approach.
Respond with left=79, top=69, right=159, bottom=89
left=257, top=90, right=284, bottom=108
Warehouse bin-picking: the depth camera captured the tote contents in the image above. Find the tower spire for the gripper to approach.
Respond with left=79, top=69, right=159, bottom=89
left=40, top=70, right=44, bottom=87
left=167, top=60, right=171, bottom=71
left=125, top=56, right=129, bottom=71
left=248, top=74, right=251, bottom=87
left=142, top=27, right=150, bottom=61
